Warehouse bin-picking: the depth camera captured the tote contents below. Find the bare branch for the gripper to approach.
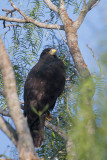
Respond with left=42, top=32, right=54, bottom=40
left=43, top=0, right=58, bottom=13
left=0, top=16, right=26, bottom=23
left=74, top=0, right=101, bottom=29
left=0, top=116, right=18, bottom=146
left=87, top=0, right=101, bottom=11
left=0, top=1, right=64, bottom=30
left=0, top=16, right=64, bottom=30
left=9, top=0, right=28, bottom=19
left=0, top=38, right=25, bottom=134
left=0, top=38, right=38, bottom=159
left=57, top=28, right=67, bottom=44
left=2, top=8, right=16, bottom=28
left=45, top=120, right=67, bottom=140
left=2, top=8, right=16, bottom=16
left=2, top=9, right=12, bottom=12
left=7, top=0, right=64, bottom=30
left=1, top=1, right=63, bottom=31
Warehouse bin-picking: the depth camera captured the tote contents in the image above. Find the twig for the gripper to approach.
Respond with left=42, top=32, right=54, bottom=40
left=2, top=8, right=16, bottom=16
left=9, top=0, right=27, bottom=19
left=87, top=44, right=104, bottom=77
left=56, top=24, right=67, bottom=44
left=5, top=24, right=23, bottom=28
left=2, top=8, right=16, bottom=28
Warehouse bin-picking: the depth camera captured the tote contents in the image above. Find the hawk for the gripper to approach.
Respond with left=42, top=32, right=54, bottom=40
left=24, top=48, right=66, bottom=147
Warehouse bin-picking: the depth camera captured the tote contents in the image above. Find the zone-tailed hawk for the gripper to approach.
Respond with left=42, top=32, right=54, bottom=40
left=24, top=48, right=66, bottom=147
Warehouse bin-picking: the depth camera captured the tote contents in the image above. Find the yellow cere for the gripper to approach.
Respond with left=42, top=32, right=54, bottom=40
left=50, top=49, right=57, bottom=55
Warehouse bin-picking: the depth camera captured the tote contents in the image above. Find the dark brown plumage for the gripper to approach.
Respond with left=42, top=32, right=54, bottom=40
left=24, top=48, right=66, bottom=147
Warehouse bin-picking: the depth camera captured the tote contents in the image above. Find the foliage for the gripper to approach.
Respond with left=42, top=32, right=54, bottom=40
left=67, top=77, right=107, bottom=160
left=0, top=0, right=107, bottom=160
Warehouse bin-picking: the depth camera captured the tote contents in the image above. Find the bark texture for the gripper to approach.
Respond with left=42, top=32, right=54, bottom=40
left=0, top=38, right=39, bottom=160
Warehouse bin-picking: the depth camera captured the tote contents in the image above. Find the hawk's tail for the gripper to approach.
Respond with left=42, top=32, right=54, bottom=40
left=29, top=115, right=45, bottom=148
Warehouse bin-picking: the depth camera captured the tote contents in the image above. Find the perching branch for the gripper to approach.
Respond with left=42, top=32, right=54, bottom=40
left=0, top=108, right=67, bottom=141
left=45, top=120, right=67, bottom=140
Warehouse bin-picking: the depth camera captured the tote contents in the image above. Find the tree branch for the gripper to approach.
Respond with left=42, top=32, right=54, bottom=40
left=0, top=108, right=67, bottom=141
left=0, top=38, right=38, bottom=160
left=5, top=24, right=23, bottom=28
left=45, top=120, right=67, bottom=140
left=74, top=0, right=101, bottom=29
left=0, top=0, right=64, bottom=30
left=0, top=16, right=64, bottom=30
left=87, top=0, right=101, bottom=10
left=9, top=0, right=28, bottom=19
left=2, top=8, right=16, bottom=16
left=0, top=116, right=18, bottom=146
left=0, top=37, right=23, bottom=132
left=43, top=0, right=58, bottom=13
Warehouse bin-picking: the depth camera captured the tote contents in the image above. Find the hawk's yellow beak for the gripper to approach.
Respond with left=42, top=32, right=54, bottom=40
left=49, top=49, right=57, bottom=55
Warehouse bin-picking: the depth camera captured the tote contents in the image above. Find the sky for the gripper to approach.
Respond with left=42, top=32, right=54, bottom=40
left=0, top=0, right=107, bottom=158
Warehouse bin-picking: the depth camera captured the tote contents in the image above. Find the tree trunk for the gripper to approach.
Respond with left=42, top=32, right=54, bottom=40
left=59, top=6, right=90, bottom=78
